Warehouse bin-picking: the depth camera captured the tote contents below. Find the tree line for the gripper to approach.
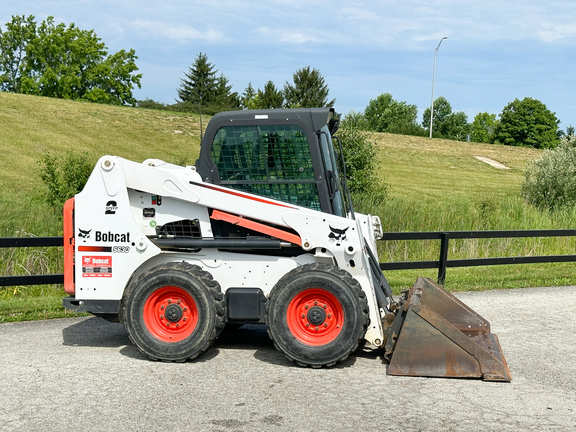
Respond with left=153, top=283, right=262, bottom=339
left=170, top=51, right=571, bottom=150
left=2, top=15, right=572, bottom=151
left=159, top=52, right=572, bottom=151
left=356, top=93, right=570, bottom=150
left=139, top=52, right=335, bottom=115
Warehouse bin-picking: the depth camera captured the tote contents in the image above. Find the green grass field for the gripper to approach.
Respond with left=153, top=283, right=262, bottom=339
left=1, top=92, right=575, bottom=322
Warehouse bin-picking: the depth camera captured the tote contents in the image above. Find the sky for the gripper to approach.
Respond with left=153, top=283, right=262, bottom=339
left=3, top=1, right=576, bottom=128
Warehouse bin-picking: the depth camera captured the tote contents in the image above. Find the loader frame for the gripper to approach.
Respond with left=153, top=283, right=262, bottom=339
left=63, top=108, right=511, bottom=380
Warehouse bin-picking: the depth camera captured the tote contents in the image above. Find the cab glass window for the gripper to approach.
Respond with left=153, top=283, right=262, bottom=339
left=211, top=124, right=321, bottom=210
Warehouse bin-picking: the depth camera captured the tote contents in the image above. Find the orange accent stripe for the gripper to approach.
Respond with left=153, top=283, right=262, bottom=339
left=78, top=246, right=112, bottom=252
left=211, top=210, right=301, bottom=246
left=63, top=198, right=75, bottom=295
left=191, top=181, right=297, bottom=209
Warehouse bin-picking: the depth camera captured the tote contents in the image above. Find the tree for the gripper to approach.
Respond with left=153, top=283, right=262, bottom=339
left=562, top=125, right=575, bottom=138
left=213, top=73, right=240, bottom=111
left=242, top=81, right=284, bottom=110
left=422, top=96, right=471, bottom=140
left=241, top=82, right=257, bottom=109
left=422, top=96, right=452, bottom=134
left=493, top=97, right=560, bottom=149
left=0, top=15, right=141, bottom=105
left=257, top=81, right=283, bottom=109
left=0, top=15, right=36, bottom=92
left=177, top=53, right=239, bottom=114
left=177, top=52, right=218, bottom=106
left=341, top=110, right=369, bottom=130
left=471, top=112, right=497, bottom=143
left=364, top=93, right=419, bottom=134
left=441, top=111, right=471, bottom=140
left=283, top=66, right=334, bottom=108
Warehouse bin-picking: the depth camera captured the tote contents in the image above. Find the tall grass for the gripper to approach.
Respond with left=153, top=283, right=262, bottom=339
left=354, top=194, right=576, bottom=291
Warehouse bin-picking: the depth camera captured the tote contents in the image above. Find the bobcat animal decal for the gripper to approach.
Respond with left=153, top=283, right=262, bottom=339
left=329, top=226, right=348, bottom=246
left=78, top=228, right=92, bottom=241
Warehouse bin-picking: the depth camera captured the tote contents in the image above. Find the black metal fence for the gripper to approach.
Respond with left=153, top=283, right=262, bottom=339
left=379, top=229, right=576, bottom=284
left=0, top=237, right=64, bottom=286
left=2, top=230, right=576, bottom=287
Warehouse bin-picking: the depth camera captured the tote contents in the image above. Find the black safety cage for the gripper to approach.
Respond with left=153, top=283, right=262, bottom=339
left=195, top=108, right=346, bottom=217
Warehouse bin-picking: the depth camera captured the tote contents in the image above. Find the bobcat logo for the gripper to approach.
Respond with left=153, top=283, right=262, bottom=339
left=78, top=228, right=92, bottom=241
left=329, top=226, right=349, bottom=246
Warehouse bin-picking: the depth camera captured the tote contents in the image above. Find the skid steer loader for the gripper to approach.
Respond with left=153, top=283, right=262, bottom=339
left=63, top=108, right=511, bottom=381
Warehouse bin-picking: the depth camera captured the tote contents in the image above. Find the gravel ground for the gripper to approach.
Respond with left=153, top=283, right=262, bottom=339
left=0, top=285, right=574, bottom=431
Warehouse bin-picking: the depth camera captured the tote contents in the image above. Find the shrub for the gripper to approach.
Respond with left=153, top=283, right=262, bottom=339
left=335, top=123, right=386, bottom=206
left=136, top=99, right=169, bottom=110
left=342, top=110, right=369, bottom=130
left=521, top=135, right=576, bottom=210
left=38, top=151, right=96, bottom=214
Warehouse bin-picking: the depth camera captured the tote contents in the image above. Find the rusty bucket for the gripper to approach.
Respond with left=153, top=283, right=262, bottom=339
left=384, top=277, right=511, bottom=382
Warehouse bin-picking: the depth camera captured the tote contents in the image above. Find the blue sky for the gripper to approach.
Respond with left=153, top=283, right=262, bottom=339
left=3, top=1, right=576, bottom=128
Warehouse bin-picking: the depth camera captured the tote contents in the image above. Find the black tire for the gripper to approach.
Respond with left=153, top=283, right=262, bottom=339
left=266, top=263, right=369, bottom=368
left=122, top=262, right=225, bottom=361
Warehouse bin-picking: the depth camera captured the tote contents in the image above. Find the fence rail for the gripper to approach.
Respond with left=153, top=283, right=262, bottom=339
left=0, top=237, right=64, bottom=287
left=2, top=230, right=576, bottom=287
left=379, top=229, right=576, bottom=284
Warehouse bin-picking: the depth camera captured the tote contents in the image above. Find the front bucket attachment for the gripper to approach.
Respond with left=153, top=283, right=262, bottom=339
left=384, top=277, right=511, bottom=382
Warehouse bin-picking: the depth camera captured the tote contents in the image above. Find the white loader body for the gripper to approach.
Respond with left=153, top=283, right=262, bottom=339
left=69, top=155, right=386, bottom=345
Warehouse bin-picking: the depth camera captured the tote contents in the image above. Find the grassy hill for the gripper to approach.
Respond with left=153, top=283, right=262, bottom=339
left=372, top=132, right=540, bottom=203
left=1, top=92, right=203, bottom=237
left=0, top=92, right=202, bottom=196
left=1, top=92, right=575, bottom=321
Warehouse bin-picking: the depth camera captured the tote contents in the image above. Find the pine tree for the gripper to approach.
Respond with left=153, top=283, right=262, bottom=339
left=257, top=81, right=283, bottom=109
left=212, top=73, right=240, bottom=111
left=241, top=82, right=257, bottom=109
left=283, top=66, right=334, bottom=108
left=177, top=52, right=218, bottom=106
left=177, top=53, right=239, bottom=114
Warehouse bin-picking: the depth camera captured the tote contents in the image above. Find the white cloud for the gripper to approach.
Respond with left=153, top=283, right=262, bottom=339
left=130, top=19, right=223, bottom=42
left=256, top=27, right=321, bottom=44
left=537, top=23, right=576, bottom=43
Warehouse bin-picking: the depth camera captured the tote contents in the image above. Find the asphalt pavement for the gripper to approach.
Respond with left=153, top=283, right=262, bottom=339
left=0, top=285, right=575, bottom=431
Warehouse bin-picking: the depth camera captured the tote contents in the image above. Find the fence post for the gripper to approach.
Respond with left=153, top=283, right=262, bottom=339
left=437, top=232, right=449, bottom=285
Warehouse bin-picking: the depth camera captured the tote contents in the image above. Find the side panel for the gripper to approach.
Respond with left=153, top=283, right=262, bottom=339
left=128, top=250, right=316, bottom=298
left=73, top=159, right=160, bottom=301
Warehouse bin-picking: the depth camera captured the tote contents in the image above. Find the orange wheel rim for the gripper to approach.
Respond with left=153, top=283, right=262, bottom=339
left=143, top=286, right=198, bottom=342
left=286, top=288, right=344, bottom=346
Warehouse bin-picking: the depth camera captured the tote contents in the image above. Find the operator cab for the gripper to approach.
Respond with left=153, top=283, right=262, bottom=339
left=195, top=108, right=347, bottom=217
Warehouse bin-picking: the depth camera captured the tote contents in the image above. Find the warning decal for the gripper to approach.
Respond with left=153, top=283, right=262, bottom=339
left=82, top=256, right=112, bottom=278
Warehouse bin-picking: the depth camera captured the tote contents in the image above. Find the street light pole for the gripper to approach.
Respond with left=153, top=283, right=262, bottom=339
left=429, top=36, right=447, bottom=138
